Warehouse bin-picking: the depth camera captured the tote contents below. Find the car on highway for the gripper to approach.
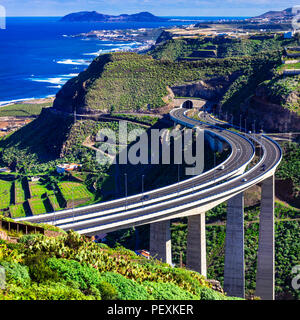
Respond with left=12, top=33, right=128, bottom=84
left=218, top=165, right=225, bottom=170
left=241, top=178, right=248, bottom=182
left=141, top=194, right=150, bottom=201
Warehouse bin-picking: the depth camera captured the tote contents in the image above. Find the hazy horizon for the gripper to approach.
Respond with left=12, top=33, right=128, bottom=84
left=0, top=0, right=298, bottom=18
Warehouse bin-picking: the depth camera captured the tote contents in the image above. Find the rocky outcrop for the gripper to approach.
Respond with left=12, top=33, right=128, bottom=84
left=241, top=85, right=300, bottom=132
left=171, top=73, right=242, bottom=101
left=207, top=279, right=224, bottom=294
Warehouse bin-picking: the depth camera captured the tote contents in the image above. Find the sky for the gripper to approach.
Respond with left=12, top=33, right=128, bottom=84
left=0, top=0, right=299, bottom=17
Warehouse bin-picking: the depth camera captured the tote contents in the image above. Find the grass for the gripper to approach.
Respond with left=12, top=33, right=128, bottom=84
left=0, top=179, right=12, bottom=209
left=28, top=198, right=49, bottom=215
left=29, top=181, right=51, bottom=198
left=9, top=204, right=26, bottom=218
left=277, top=62, right=300, bottom=73
left=58, top=182, right=93, bottom=201
left=48, top=194, right=63, bottom=211
left=14, top=180, right=26, bottom=204
left=0, top=103, right=52, bottom=117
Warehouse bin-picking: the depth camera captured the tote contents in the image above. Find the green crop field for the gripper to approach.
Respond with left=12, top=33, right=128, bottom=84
left=0, top=103, right=51, bottom=117
left=14, top=180, right=26, bottom=204
left=0, top=179, right=12, bottom=209
left=28, top=198, right=48, bottom=215
left=29, top=181, right=50, bottom=198
left=9, top=203, right=26, bottom=218
left=58, top=182, right=93, bottom=201
left=48, top=194, right=63, bottom=211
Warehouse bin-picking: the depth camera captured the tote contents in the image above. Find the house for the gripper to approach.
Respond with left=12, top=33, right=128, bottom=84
left=30, top=177, right=40, bottom=182
left=56, top=163, right=82, bottom=174
left=0, top=167, right=11, bottom=173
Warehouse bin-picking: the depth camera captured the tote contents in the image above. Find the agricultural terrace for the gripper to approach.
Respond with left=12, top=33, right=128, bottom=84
left=58, top=181, right=93, bottom=202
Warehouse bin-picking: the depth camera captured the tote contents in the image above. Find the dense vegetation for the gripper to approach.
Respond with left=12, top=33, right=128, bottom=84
left=256, top=76, right=300, bottom=115
left=276, top=142, right=300, bottom=206
left=149, top=35, right=296, bottom=61
left=0, top=103, right=52, bottom=117
left=170, top=203, right=300, bottom=300
left=53, top=51, right=282, bottom=114
left=101, top=200, right=300, bottom=300
left=0, top=230, right=240, bottom=300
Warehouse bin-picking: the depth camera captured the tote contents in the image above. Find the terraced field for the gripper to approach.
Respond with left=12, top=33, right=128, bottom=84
left=0, top=176, right=93, bottom=218
left=14, top=180, right=26, bottom=204
left=58, top=182, right=93, bottom=202
left=0, top=180, right=12, bottom=210
left=29, top=181, right=49, bottom=198
left=9, top=203, right=26, bottom=218
left=28, top=198, right=49, bottom=216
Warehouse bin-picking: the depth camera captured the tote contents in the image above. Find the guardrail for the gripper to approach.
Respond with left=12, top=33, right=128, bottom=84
left=16, top=108, right=281, bottom=236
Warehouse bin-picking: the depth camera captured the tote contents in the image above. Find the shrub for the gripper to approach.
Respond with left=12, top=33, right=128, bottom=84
left=98, top=281, right=118, bottom=300
left=0, top=243, right=24, bottom=263
left=144, top=281, right=198, bottom=300
left=24, top=254, right=58, bottom=283
left=46, top=257, right=102, bottom=290
left=100, top=272, right=150, bottom=300
left=195, top=286, right=225, bottom=300
left=1, top=282, right=94, bottom=300
left=18, top=233, right=44, bottom=246
left=0, top=261, right=31, bottom=287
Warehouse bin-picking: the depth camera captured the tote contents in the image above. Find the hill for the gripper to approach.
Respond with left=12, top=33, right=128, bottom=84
left=0, top=221, right=240, bottom=300
left=253, top=7, right=293, bottom=20
left=60, top=11, right=167, bottom=22
left=52, top=51, right=281, bottom=115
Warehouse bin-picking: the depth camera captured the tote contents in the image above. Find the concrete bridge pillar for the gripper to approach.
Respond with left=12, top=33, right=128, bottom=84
left=224, top=192, right=245, bottom=298
left=149, top=220, right=172, bottom=265
left=186, top=213, right=207, bottom=277
left=256, top=175, right=275, bottom=300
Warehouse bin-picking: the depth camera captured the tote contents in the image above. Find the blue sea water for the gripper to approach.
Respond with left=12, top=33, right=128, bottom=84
left=0, top=16, right=246, bottom=105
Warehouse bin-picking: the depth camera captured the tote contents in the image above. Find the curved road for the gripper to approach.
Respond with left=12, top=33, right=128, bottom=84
left=16, top=108, right=281, bottom=236
left=16, top=109, right=254, bottom=225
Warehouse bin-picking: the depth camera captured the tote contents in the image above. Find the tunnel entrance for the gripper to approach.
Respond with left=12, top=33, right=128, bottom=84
left=182, top=100, right=193, bottom=109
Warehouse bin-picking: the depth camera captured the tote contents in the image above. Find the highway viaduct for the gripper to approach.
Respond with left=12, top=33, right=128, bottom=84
left=16, top=106, right=282, bottom=300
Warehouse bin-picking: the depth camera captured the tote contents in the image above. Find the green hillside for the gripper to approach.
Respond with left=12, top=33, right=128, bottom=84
left=0, top=226, right=240, bottom=300
left=149, top=36, right=297, bottom=61
left=53, top=51, right=281, bottom=114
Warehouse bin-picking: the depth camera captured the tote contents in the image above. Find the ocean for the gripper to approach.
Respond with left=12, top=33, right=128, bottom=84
left=0, top=16, right=246, bottom=105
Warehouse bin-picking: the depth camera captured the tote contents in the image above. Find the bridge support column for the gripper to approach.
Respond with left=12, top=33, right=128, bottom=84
left=149, top=220, right=172, bottom=265
left=224, top=192, right=245, bottom=298
left=256, top=175, right=275, bottom=300
left=186, top=213, right=207, bottom=277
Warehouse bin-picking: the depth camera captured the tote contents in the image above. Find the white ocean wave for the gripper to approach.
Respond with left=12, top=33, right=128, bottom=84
left=47, top=85, right=62, bottom=89
left=100, top=42, right=142, bottom=47
left=28, top=77, right=67, bottom=85
left=60, top=73, right=79, bottom=77
left=56, top=59, right=91, bottom=66
left=0, top=97, right=36, bottom=107
left=28, top=73, right=78, bottom=86
left=83, top=43, right=141, bottom=56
